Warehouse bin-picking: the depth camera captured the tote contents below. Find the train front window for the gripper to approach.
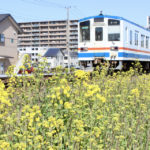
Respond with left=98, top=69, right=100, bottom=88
left=108, top=19, right=120, bottom=26
left=108, top=19, right=120, bottom=41
left=80, top=21, right=90, bottom=42
left=108, top=34, right=120, bottom=41
left=95, top=27, right=103, bottom=41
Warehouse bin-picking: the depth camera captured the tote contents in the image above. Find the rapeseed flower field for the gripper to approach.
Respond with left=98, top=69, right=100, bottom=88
left=0, top=60, right=150, bottom=149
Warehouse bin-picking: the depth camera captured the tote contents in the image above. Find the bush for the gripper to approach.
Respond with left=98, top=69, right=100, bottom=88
left=0, top=63, right=150, bottom=149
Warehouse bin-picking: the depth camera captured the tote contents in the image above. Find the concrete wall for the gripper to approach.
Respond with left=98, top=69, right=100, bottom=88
left=0, top=18, right=18, bottom=72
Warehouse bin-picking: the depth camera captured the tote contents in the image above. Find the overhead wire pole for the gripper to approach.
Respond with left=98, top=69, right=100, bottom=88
left=66, top=6, right=71, bottom=73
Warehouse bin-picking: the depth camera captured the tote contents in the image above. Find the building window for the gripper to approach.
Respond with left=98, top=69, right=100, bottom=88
left=95, top=27, right=103, bottom=41
left=135, top=31, right=139, bottom=46
left=141, top=35, right=145, bottom=48
left=80, top=21, right=90, bottom=42
left=0, top=34, right=5, bottom=43
left=130, top=30, right=132, bottom=45
left=11, top=39, right=14, bottom=43
left=146, top=36, right=149, bottom=49
left=64, top=56, right=68, bottom=60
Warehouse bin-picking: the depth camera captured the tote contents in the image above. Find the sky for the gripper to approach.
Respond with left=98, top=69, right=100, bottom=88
left=0, top=0, right=150, bottom=27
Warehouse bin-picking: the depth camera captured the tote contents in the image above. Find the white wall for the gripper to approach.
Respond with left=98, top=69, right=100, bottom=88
left=46, top=51, right=64, bottom=68
left=18, top=47, right=49, bottom=62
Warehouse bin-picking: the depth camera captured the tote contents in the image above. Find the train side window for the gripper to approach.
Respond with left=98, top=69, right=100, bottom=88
left=80, top=21, right=90, bottom=42
left=146, top=36, right=149, bottom=49
left=95, top=27, right=103, bottom=41
left=125, top=27, right=128, bottom=43
left=130, top=30, right=132, bottom=45
left=135, top=31, right=139, bottom=46
left=108, top=19, right=120, bottom=26
left=141, top=35, right=145, bottom=48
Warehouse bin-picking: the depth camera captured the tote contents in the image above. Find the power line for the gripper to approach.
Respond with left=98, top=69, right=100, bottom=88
left=0, top=8, right=42, bottom=21
left=35, top=0, right=65, bottom=8
left=70, top=9, right=80, bottom=20
left=21, top=0, right=65, bottom=9
left=72, top=6, right=87, bottom=18
left=0, top=1, right=85, bottom=22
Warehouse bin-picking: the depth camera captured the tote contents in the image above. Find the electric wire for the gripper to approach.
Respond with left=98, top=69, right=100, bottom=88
left=21, top=0, right=65, bottom=9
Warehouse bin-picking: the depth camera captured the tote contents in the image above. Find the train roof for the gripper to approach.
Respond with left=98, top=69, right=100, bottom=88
left=79, top=15, right=150, bottom=32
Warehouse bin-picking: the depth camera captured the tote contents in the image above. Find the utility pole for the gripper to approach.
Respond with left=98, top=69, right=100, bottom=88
left=66, top=6, right=71, bottom=73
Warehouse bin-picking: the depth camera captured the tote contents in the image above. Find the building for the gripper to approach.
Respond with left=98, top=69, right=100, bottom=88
left=18, top=20, right=78, bottom=54
left=147, top=16, right=150, bottom=29
left=19, top=46, right=48, bottom=62
left=63, top=51, right=78, bottom=67
left=43, top=48, right=64, bottom=68
left=0, top=14, right=22, bottom=74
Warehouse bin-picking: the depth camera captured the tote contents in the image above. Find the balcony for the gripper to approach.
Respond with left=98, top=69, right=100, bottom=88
left=69, top=41, right=78, bottom=44
left=32, top=30, right=40, bottom=33
left=70, top=32, right=78, bottom=35
left=49, top=28, right=66, bottom=31
left=32, top=24, right=39, bottom=27
left=70, top=28, right=77, bottom=31
left=70, top=45, right=78, bottom=48
left=70, top=36, right=78, bottom=39
left=32, top=38, right=39, bottom=41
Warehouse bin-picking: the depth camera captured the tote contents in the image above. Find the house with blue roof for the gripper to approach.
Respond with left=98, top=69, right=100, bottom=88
left=43, top=48, right=64, bottom=68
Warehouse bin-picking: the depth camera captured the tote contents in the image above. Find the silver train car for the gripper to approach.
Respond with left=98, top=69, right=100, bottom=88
left=78, top=13, right=150, bottom=70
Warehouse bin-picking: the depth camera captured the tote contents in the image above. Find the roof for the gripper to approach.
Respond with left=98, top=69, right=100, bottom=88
left=79, top=15, right=150, bottom=32
left=43, top=48, right=63, bottom=57
left=0, top=14, right=10, bottom=23
left=0, top=14, right=22, bottom=33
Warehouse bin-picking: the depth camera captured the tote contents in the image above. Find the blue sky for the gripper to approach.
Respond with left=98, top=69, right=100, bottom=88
left=0, top=0, right=150, bottom=27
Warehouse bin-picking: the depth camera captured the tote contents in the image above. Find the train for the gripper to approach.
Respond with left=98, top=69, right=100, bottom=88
left=78, top=13, right=150, bottom=70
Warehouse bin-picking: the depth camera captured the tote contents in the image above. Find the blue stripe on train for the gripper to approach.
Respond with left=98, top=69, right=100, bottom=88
left=78, top=52, right=110, bottom=58
left=78, top=52, right=150, bottom=59
left=118, top=52, right=150, bottom=59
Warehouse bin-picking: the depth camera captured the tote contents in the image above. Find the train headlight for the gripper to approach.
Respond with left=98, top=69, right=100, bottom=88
left=80, top=47, right=88, bottom=51
left=110, top=46, right=118, bottom=51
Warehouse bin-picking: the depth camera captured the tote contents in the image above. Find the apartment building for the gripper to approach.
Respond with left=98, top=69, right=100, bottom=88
left=18, top=20, right=78, bottom=59
left=0, top=14, right=22, bottom=74
left=147, top=16, right=150, bottom=29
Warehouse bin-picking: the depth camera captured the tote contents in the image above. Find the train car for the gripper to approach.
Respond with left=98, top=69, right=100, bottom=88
left=78, top=13, right=150, bottom=70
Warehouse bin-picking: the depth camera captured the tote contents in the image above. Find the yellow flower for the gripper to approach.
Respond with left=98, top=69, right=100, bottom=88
left=64, top=102, right=72, bottom=109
